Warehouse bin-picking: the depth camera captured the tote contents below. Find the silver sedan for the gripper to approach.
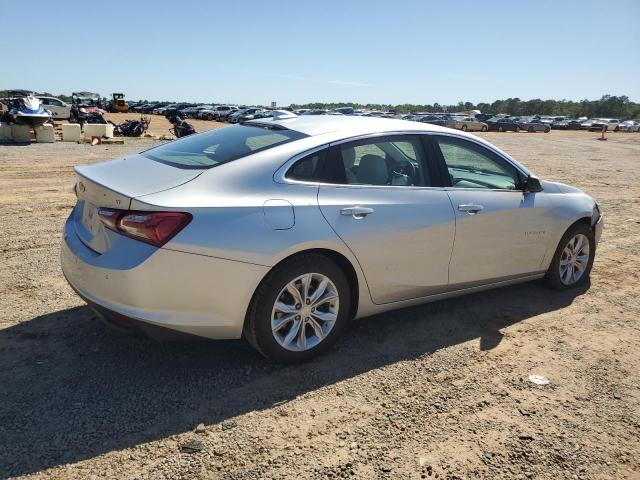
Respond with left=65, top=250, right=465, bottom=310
left=458, top=117, right=488, bottom=132
left=62, top=116, right=603, bottom=362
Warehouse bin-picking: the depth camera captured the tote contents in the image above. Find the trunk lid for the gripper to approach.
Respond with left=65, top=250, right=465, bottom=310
left=73, top=154, right=202, bottom=253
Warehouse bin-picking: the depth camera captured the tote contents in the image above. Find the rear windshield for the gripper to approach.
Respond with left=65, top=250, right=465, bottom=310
left=142, top=124, right=308, bottom=169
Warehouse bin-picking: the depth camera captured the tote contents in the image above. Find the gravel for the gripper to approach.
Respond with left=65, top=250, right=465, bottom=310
left=0, top=131, right=639, bottom=479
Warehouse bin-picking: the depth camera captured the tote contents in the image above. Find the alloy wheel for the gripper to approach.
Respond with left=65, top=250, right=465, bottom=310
left=271, top=273, right=339, bottom=352
left=559, top=233, right=590, bottom=286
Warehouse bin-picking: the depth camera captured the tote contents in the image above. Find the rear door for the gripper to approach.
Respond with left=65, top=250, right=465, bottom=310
left=429, top=134, right=552, bottom=286
left=317, top=134, right=455, bottom=304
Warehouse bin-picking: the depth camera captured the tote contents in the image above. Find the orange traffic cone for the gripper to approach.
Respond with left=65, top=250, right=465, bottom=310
left=597, top=124, right=607, bottom=141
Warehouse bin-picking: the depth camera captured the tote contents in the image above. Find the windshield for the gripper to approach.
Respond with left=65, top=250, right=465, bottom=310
left=142, top=124, right=308, bottom=169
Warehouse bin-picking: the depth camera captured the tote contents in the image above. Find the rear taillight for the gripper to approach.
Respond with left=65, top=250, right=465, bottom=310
left=98, top=208, right=192, bottom=247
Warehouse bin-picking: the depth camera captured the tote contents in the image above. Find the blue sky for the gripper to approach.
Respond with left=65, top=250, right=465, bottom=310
left=3, top=0, right=639, bottom=105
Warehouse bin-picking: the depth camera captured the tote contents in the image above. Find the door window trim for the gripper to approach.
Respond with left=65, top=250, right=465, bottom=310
left=275, top=130, right=531, bottom=191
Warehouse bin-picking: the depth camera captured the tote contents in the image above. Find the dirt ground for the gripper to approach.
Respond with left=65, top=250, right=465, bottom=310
left=0, top=128, right=639, bottom=480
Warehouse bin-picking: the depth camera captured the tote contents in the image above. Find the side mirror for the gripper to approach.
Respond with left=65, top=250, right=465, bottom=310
left=524, top=175, right=543, bottom=193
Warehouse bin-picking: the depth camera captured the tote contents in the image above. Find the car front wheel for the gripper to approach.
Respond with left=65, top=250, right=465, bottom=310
left=244, top=254, right=351, bottom=363
left=544, top=223, right=595, bottom=290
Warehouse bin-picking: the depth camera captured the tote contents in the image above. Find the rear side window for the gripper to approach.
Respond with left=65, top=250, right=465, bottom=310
left=324, top=135, right=431, bottom=187
left=142, top=124, right=308, bottom=169
left=285, top=149, right=328, bottom=182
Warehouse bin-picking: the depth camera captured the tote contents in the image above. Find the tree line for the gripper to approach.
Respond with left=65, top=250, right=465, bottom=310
left=291, top=95, right=639, bottom=118
left=2, top=91, right=638, bottom=119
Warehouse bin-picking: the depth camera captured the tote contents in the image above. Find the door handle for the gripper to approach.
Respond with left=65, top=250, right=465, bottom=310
left=340, top=206, right=374, bottom=218
left=458, top=203, right=484, bottom=214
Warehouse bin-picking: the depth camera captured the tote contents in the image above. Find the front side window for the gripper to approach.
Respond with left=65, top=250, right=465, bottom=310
left=324, top=135, right=431, bottom=187
left=142, top=124, right=308, bottom=169
left=434, top=136, right=521, bottom=190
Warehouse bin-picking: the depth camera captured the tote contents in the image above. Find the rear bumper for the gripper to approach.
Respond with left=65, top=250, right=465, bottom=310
left=61, top=213, right=269, bottom=340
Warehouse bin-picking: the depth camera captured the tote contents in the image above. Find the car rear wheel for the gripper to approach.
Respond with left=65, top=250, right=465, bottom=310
left=461, top=125, right=468, bottom=131
left=544, top=127, right=550, bottom=133
left=481, top=125, right=488, bottom=132
left=544, top=223, right=595, bottom=290
left=244, top=254, right=351, bottom=363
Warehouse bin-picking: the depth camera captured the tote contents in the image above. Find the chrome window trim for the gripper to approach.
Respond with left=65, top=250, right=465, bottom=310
left=274, top=130, right=530, bottom=192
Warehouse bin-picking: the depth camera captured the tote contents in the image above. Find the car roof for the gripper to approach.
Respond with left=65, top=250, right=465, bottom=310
left=247, top=115, right=453, bottom=137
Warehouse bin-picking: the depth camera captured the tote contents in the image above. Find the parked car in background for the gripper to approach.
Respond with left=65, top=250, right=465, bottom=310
left=416, top=115, right=445, bottom=126
left=144, top=103, right=166, bottom=114
left=218, top=107, right=240, bottom=121
left=215, top=105, right=238, bottom=121
left=230, top=108, right=262, bottom=123
left=164, top=103, right=191, bottom=117
left=580, top=119, right=596, bottom=130
left=619, top=120, right=640, bottom=132
left=330, top=107, right=355, bottom=115
left=302, top=109, right=329, bottom=115
left=552, top=118, right=582, bottom=130
left=154, top=104, right=176, bottom=115
left=180, top=105, right=204, bottom=118
left=133, top=103, right=151, bottom=113
left=196, top=106, right=218, bottom=119
left=487, top=117, right=521, bottom=132
left=518, top=118, right=551, bottom=133
left=191, top=105, right=213, bottom=117
left=540, top=116, right=560, bottom=125
left=441, top=115, right=465, bottom=129
left=457, top=117, right=488, bottom=132
left=474, top=113, right=495, bottom=123
left=37, top=96, right=71, bottom=120
left=61, top=115, right=603, bottom=362
left=589, top=118, right=621, bottom=132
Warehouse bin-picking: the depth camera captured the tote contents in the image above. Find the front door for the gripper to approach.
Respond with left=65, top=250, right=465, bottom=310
left=317, top=134, right=455, bottom=304
left=430, top=134, right=553, bottom=286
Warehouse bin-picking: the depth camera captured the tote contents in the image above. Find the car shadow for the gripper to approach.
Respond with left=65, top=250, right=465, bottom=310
left=0, top=280, right=589, bottom=477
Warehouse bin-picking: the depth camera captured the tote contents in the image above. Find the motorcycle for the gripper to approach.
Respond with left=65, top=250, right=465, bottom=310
left=166, top=111, right=196, bottom=138
left=114, top=116, right=150, bottom=137
left=70, top=104, right=108, bottom=129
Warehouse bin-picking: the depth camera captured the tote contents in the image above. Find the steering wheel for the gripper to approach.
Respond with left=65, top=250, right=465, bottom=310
left=391, top=160, right=417, bottom=183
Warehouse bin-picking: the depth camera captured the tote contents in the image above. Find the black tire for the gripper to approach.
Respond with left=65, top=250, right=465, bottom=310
left=528, top=126, right=535, bottom=133
left=461, top=124, right=468, bottom=131
left=244, top=254, right=351, bottom=363
left=498, top=126, right=504, bottom=132
left=544, top=126, right=550, bottom=133
left=515, top=126, right=521, bottom=133
left=481, top=125, right=488, bottom=132
left=206, top=113, right=213, bottom=120
left=544, top=222, right=595, bottom=291
left=614, top=126, right=619, bottom=132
